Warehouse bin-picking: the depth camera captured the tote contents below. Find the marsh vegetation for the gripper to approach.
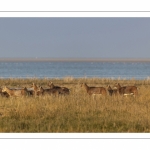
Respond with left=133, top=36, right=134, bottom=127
left=0, top=77, right=150, bottom=132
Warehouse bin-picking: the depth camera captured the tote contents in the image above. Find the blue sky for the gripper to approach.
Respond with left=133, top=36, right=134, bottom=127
left=0, top=17, right=150, bottom=59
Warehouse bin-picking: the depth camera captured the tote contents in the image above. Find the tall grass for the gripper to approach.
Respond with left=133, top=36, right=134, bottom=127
left=0, top=78, right=150, bottom=132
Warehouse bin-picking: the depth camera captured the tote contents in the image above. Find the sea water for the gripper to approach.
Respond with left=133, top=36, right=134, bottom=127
left=0, top=61, right=150, bottom=79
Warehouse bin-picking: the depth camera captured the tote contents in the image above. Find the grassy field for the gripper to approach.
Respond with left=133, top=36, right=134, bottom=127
left=0, top=77, right=150, bottom=132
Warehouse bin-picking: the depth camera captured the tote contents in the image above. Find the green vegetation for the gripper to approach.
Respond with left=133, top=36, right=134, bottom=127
left=0, top=77, right=150, bottom=132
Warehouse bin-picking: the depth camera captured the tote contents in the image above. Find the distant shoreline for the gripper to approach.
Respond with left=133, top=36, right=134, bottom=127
left=0, top=58, right=150, bottom=62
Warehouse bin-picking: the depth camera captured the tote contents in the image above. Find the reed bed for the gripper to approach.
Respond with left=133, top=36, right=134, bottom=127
left=0, top=77, right=150, bottom=132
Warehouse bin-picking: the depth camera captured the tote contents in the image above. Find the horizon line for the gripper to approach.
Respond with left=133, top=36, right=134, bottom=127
left=0, top=58, right=150, bottom=62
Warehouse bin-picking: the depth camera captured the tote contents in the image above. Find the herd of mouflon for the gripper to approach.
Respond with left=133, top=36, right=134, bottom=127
left=0, top=81, right=138, bottom=98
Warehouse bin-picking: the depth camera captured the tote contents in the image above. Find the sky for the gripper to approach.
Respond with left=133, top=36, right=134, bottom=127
left=0, top=17, right=150, bottom=59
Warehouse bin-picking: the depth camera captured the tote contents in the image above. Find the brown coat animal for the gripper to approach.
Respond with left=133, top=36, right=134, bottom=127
left=107, top=85, right=118, bottom=96
left=37, top=86, right=60, bottom=96
left=0, top=87, right=9, bottom=97
left=31, top=83, right=39, bottom=96
left=48, top=82, right=70, bottom=95
left=80, top=83, right=107, bottom=96
left=114, top=83, right=138, bottom=97
left=36, top=86, right=46, bottom=96
left=2, top=86, right=28, bottom=97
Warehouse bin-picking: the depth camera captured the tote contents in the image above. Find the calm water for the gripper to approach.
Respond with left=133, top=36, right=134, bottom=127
left=0, top=61, right=150, bottom=79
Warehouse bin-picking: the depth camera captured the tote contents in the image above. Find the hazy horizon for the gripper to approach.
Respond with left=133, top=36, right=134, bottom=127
left=0, top=57, right=150, bottom=62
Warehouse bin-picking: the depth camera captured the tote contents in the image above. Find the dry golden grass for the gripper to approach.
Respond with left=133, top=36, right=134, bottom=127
left=0, top=77, right=150, bottom=132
